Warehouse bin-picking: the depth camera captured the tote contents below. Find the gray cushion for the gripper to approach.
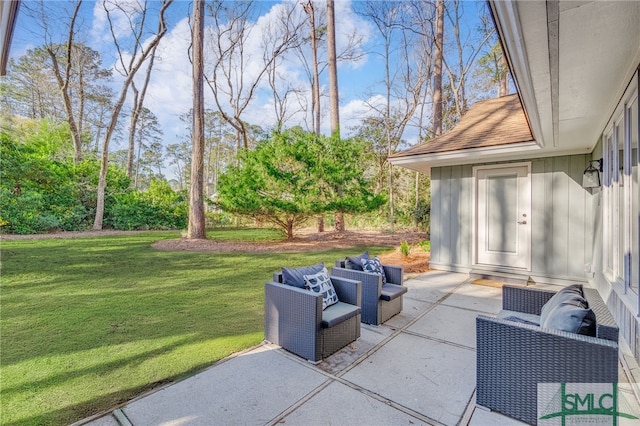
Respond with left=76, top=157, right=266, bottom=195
left=321, top=302, right=361, bottom=328
left=281, top=263, right=324, bottom=288
left=540, top=284, right=585, bottom=320
left=345, top=251, right=369, bottom=271
left=541, top=302, right=597, bottom=336
left=380, top=284, right=407, bottom=301
left=497, top=309, right=541, bottom=326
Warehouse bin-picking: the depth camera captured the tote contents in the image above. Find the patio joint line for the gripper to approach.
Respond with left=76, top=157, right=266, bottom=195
left=264, top=378, right=335, bottom=426
left=438, top=302, right=501, bottom=316
left=333, top=278, right=472, bottom=379
left=270, top=347, right=447, bottom=426
left=458, top=388, right=477, bottom=426
left=399, top=328, right=475, bottom=352
left=329, top=375, right=446, bottom=426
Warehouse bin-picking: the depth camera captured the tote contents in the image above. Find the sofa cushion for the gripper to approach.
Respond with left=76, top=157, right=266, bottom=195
left=541, top=302, right=597, bottom=336
left=540, top=284, right=585, bottom=320
left=539, top=285, right=595, bottom=335
left=497, top=309, right=541, bottom=326
left=282, top=262, right=324, bottom=288
left=304, top=267, right=339, bottom=310
left=321, top=301, right=361, bottom=328
left=380, top=284, right=407, bottom=301
left=361, top=256, right=387, bottom=284
left=345, top=251, right=369, bottom=271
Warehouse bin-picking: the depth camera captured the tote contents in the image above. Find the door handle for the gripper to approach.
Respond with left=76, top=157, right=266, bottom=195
left=518, top=220, right=527, bottom=225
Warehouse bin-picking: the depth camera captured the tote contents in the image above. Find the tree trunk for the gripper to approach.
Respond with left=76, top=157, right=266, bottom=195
left=303, top=1, right=321, bottom=137
left=303, top=1, right=323, bottom=233
left=46, top=1, right=84, bottom=163
left=127, top=84, right=140, bottom=177
left=499, top=53, right=508, bottom=96
left=327, top=0, right=344, bottom=233
left=187, top=0, right=206, bottom=240
left=286, top=219, right=294, bottom=240
left=334, top=212, right=344, bottom=233
left=432, top=0, right=444, bottom=137
left=327, top=0, right=339, bottom=137
left=414, top=171, right=420, bottom=229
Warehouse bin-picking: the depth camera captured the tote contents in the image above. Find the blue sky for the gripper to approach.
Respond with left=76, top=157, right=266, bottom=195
left=9, top=0, right=490, bottom=156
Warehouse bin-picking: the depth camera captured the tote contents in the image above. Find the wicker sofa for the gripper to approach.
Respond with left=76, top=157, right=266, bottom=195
left=264, top=271, right=361, bottom=363
left=476, top=285, right=619, bottom=425
left=332, top=259, right=406, bottom=325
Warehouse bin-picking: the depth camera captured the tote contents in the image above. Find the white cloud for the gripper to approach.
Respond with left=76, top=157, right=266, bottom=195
left=92, top=0, right=145, bottom=45
left=338, top=95, right=383, bottom=135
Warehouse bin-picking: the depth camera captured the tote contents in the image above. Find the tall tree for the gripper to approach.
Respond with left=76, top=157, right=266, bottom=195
left=432, top=0, right=444, bottom=137
left=127, top=45, right=159, bottom=179
left=166, top=141, right=191, bottom=191
left=188, top=0, right=206, bottom=239
left=443, top=1, right=494, bottom=120
left=302, top=0, right=324, bottom=232
left=357, top=0, right=434, bottom=225
left=326, top=0, right=339, bottom=137
left=41, top=1, right=85, bottom=162
left=20, top=1, right=113, bottom=162
left=326, top=0, right=344, bottom=232
left=476, top=42, right=510, bottom=97
left=132, top=107, right=163, bottom=189
left=93, top=0, right=173, bottom=230
left=303, top=1, right=321, bottom=136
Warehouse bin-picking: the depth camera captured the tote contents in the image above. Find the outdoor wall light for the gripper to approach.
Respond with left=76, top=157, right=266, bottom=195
left=582, top=159, right=603, bottom=188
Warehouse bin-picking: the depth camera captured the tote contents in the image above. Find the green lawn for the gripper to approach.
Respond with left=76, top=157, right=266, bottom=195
left=0, top=229, right=388, bottom=425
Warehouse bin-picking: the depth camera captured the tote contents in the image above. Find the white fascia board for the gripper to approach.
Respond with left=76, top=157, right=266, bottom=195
left=390, top=141, right=540, bottom=173
left=390, top=141, right=596, bottom=175
left=489, top=0, right=549, bottom=149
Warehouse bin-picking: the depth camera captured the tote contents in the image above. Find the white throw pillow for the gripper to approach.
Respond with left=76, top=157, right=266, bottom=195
left=304, top=267, right=339, bottom=310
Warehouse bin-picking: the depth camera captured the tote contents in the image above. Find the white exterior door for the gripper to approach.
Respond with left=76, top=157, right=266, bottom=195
left=475, top=164, right=531, bottom=270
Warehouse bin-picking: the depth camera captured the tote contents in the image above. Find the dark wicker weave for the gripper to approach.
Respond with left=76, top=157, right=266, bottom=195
left=476, top=285, right=619, bottom=425
left=332, top=260, right=406, bottom=325
left=264, top=273, right=361, bottom=363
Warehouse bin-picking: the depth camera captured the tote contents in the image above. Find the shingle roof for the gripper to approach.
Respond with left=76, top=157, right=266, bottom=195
left=391, top=94, right=534, bottom=158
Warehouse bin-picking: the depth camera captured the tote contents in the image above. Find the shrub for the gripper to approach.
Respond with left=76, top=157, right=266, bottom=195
left=109, top=180, right=187, bottom=231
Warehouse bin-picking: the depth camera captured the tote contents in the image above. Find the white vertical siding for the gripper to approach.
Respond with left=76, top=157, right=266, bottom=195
left=430, top=154, right=592, bottom=280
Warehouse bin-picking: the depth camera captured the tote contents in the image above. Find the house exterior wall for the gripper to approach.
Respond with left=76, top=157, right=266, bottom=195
left=430, top=154, right=594, bottom=283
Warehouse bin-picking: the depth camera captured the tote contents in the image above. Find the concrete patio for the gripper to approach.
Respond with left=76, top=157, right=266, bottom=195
left=81, top=271, right=640, bottom=426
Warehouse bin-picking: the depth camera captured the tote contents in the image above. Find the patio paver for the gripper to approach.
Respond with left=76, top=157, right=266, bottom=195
left=121, top=345, right=328, bottom=426
left=340, top=332, right=476, bottom=425
left=81, top=271, right=639, bottom=426
left=407, top=304, right=480, bottom=349
left=280, top=380, right=430, bottom=426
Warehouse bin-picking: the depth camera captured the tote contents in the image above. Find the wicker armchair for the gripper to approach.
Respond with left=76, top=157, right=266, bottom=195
left=332, top=259, right=406, bottom=325
left=264, top=272, right=361, bottom=363
left=476, top=285, right=619, bottom=425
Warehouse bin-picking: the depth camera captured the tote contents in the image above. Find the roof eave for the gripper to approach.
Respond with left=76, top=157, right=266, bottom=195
left=390, top=140, right=542, bottom=175
left=488, top=0, right=552, bottom=149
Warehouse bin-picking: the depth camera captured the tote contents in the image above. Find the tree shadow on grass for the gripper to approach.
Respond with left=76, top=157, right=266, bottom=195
left=2, top=331, right=261, bottom=426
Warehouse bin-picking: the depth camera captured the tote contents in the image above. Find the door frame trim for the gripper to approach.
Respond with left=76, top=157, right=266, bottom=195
left=472, top=162, right=532, bottom=271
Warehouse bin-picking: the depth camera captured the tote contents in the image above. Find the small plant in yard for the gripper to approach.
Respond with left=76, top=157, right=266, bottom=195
left=400, top=240, right=411, bottom=257
left=418, top=240, right=431, bottom=252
